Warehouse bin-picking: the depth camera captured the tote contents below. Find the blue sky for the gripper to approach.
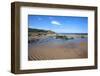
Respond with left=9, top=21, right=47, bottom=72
left=28, top=15, right=88, bottom=33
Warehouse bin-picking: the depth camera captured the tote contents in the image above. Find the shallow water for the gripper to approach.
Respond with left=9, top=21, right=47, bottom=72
left=28, top=37, right=88, bottom=60
left=29, top=37, right=87, bottom=48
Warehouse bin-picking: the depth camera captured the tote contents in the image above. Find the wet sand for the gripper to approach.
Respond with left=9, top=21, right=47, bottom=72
left=28, top=38, right=88, bottom=60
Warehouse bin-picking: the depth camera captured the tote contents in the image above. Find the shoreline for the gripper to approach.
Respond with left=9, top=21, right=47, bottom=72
left=28, top=38, right=88, bottom=60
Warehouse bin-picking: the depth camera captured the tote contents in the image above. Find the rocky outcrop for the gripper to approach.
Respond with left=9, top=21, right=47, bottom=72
left=28, top=28, right=56, bottom=43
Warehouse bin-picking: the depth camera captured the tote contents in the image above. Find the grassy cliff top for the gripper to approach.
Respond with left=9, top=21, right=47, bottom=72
left=28, top=28, right=55, bottom=33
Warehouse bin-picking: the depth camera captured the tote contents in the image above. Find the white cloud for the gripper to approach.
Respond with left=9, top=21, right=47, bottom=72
left=51, top=20, right=61, bottom=26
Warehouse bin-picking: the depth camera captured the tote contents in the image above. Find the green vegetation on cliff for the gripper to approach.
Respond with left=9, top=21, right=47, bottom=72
left=28, top=28, right=55, bottom=33
left=28, top=28, right=55, bottom=37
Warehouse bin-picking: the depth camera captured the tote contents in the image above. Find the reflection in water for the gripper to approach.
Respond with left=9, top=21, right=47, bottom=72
left=28, top=37, right=88, bottom=60
left=29, top=37, right=87, bottom=48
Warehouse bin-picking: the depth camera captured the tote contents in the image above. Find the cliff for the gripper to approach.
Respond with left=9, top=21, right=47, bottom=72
left=28, top=28, right=55, bottom=37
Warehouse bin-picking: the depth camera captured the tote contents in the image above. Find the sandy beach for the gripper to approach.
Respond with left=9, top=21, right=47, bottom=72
left=28, top=38, right=88, bottom=60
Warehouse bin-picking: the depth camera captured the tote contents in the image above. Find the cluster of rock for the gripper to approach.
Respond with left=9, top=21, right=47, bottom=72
left=28, top=28, right=55, bottom=43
